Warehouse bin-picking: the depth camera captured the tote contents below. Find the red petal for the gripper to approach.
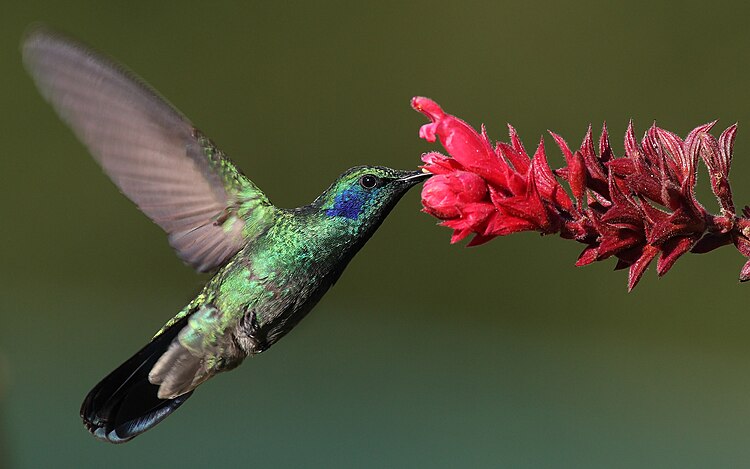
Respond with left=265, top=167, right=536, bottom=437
left=599, top=123, right=613, bottom=164
left=636, top=200, right=668, bottom=238
left=466, top=233, right=497, bottom=247
left=412, top=96, right=446, bottom=142
left=624, top=120, right=641, bottom=160
left=440, top=202, right=495, bottom=232
left=484, top=211, right=538, bottom=235
left=450, top=228, right=473, bottom=244
left=421, top=152, right=463, bottom=175
left=597, top=228, right=642, bottom=260
left=601, top=173, right=644, bottom=229
left=496, top=141, right=530, bottom=175
left=575, top=245, right=599, bottom=266
left=561, top=217, right=596, bottom=241
left=628, top=245, right=659, bottom=291
left=412, top=97, right=510, bottom=188
left=647, top=204, right=705, bottom=245
left=733, top=235, right=750, bottom=257
left=508, top=124, right=529, bottom=160
left=699, top=124, right=736, bottom=213
left=578, top=125, right=609, bottom=194
left=740, top=259, right=750, bottom=282
left=719, top=124, right=737, bottom=174
left=606, top=158, right=637, bottom=178
left=656, top=236, right=695, bottom=276
left=549, top=131, right=574, bottom=165
left=578, top=125, right=596, bottom=165
left=529, top=138, right=573, bottom=212
left=549, top=131, right=586, bottom=205
left=656, top=127, right=688, bottom=180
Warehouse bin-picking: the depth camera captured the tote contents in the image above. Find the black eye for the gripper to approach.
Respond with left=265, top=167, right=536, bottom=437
left=359, top=174, right=379, bottom=189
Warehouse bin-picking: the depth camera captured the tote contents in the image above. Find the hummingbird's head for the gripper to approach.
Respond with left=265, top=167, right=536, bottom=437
left=315, top=165, right=430, bottom=237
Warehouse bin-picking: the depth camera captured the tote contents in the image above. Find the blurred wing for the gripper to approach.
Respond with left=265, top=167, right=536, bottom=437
left=22, top=26, right=273, bottom=272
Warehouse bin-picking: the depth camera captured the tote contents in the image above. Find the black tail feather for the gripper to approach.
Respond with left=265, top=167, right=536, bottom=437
left=81, top=316, right=193, bottom=443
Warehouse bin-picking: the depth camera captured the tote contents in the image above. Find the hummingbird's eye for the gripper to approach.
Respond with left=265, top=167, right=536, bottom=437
left=359, top=174, right=380, bottom=189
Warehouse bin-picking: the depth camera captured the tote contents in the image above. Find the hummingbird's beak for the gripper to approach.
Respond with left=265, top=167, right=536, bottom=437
left=397, top=170, right=432, bottom=187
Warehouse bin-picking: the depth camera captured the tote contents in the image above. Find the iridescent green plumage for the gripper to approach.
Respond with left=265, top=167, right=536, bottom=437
left=22, top=26, right=428, bottom=443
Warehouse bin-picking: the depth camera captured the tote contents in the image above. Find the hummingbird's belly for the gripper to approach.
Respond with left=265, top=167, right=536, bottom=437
left=209, top=225, right=355, bottom=355
left=239, top=274, right=334, bottom=353
left=211, top=254, right=338, bottom=354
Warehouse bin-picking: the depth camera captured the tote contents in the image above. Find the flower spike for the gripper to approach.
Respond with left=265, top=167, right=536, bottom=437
left=413, top=97, right=750, bottom=289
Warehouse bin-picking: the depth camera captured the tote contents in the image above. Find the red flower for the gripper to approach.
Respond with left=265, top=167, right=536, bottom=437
left=413, top=96, right=746, bottom=290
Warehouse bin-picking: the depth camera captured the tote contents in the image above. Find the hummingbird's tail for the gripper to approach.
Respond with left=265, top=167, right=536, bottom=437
left=80, top=316, right=194, bottom=443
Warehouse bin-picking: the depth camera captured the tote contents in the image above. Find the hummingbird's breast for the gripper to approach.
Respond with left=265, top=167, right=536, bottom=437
left=211, top=215, right=359, bottom=353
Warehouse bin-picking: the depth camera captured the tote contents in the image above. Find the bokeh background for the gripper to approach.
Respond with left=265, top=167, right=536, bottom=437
left=3, top=1, right=750, bottom=467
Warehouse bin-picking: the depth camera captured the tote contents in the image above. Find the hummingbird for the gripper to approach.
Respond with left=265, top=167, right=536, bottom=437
left=22, top=27, right=429, bottom=443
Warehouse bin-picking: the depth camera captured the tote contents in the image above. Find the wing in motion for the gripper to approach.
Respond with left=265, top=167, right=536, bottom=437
left=22, top=26, right=274, bottom=271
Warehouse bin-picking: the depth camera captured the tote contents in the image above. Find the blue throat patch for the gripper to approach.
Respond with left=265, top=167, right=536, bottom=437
left=326, top=188, right=366, bottom=219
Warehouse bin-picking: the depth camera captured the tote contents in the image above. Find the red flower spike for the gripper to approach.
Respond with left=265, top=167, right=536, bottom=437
left=413, top=97, right=750, bottom=289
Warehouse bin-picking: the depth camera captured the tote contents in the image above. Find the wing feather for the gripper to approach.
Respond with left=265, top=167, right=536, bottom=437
left=22, top=26, right=273, bottom=271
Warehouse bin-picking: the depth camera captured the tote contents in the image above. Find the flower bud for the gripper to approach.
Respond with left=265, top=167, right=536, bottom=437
left=421, top=171, right=488, bottom=219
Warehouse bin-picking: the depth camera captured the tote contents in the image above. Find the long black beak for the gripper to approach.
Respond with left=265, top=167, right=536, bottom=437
left=397, top=170, right=431, bottom=187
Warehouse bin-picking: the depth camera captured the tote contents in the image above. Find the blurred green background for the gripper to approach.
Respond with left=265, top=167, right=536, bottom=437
left=3, top=1, right=750, bottom=467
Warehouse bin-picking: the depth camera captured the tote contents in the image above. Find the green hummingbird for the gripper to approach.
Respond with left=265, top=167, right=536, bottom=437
left=22, top=27, right=429, bottom=443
